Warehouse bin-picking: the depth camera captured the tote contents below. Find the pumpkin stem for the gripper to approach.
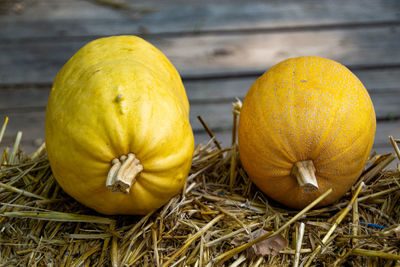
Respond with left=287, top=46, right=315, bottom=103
left=291, top=160, right=319, bottom=193
left=106, top=153, right=143, bottom=194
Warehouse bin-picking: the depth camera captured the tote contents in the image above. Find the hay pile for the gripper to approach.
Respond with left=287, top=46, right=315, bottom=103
left=1, top=115, right=400, bottom=266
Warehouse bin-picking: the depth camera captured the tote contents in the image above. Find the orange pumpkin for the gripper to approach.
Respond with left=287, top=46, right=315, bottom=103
left=238, top=56, right=376, bottom=209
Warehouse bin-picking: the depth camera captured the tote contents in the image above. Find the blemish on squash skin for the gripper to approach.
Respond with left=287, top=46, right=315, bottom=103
left=115, top=94, right=125, bottom=114
left=116, top=94, right=124, bottom=102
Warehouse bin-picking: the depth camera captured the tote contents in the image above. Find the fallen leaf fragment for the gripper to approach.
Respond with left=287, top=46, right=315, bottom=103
left=231, top=229, right=288, bottom=257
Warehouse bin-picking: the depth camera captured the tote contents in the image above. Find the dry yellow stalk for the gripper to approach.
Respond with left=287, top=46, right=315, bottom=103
left=1, top=114, right=400, bottom=266
left=304, top=182, right=364, bottom=266
left=210, top=189, right=332, bottom=266
left=350, top=248, right=400, bottom=260
left=293, top=222, right=305, bottom=267
left=162, top=214, right=224, bottom=266
left=390, top=136, right=400, bottom=160
left=0, top=117, right=9, bottom=144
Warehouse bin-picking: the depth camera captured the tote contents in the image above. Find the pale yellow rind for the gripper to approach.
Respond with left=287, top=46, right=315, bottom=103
left=45, top=36, right=194, bottom=215
left=238, top=56, right=376, bottom=209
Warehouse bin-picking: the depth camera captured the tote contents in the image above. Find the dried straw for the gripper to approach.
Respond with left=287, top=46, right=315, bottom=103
left=1, top=111, right=400, bottom=266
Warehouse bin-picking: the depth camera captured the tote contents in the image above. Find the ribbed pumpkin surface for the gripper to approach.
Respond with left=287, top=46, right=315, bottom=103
left=46, top=36, right=194, bottom=215
left=238, top=56, right=376, bottom=209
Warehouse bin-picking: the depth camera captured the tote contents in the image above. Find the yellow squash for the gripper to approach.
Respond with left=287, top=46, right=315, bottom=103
left=45, top=36, right=194, bottom=215
left=238, top=56, right=376, bottom=209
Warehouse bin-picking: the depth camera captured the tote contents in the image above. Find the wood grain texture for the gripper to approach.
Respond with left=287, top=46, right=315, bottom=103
left=1, top=0, right=399, bottom=159
left=2, top=0, right=399, bottom=40
left=1, top=65, right=400, bottom=152
left=0, top=91, right=399, bottom=128
left=1, top=26, right=400, bottom=84
left=1, top=68, right=400, bottom=105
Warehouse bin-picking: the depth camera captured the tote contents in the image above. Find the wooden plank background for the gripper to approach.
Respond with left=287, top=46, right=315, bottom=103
left=0, top=0, right=399, bottom=157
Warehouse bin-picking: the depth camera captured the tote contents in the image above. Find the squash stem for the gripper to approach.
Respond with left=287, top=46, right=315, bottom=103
left=106, top=153, right=143, bottom=194
left=291, top=160, right=319, bottom=193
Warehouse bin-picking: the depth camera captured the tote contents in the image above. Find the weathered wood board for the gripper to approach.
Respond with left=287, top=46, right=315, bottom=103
left=0, top=0, right=399, bottom=157
left=1, top=69, right=399, bottom=153
left=2, top=26, right=400, bottom=84
left=2, top=0, right=400, bottom=39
